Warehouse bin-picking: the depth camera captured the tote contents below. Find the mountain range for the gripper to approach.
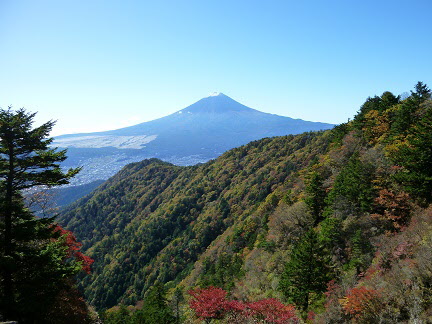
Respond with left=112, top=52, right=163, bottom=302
left=53, top=93, right=334, bottom=186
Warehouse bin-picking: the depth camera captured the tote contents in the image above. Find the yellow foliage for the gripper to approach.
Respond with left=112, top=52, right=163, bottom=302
left=362, top=109, right=390, bottom=144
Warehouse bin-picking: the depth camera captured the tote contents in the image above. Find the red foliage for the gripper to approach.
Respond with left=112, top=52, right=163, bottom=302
left=324, top=279, right=341, bottom=308
left=340, top=286, right=381, bottom=319
left=307, top=311, right=316, bottom=321
left=188, top=287, right=298, bottom=323
left=325, top=279, right=340, bottom=298
left=52, top=224, right=94, bottom=274
left=225, top=299, right=246, bottom=312
left=188, top=286, right=229, bottom=319
left=246, top=298, right=297, bottom=323
left=75, top=252, right=94, bottom=274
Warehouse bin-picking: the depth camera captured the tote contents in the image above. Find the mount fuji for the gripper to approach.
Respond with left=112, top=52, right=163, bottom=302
left=53, top=93, right=334, bottom=186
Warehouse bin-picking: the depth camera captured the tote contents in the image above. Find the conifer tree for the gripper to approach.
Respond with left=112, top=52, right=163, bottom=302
left=304, top=171, right=326, bottom=225
left=0, top=107, right=81, bottom=321
left=411, top=81, right=431, bottom=102
left=133, top=283, right=175, bottom=323
left=279, top=229, right=332, bottom=314
left=392, top=100, right=432, bottom=204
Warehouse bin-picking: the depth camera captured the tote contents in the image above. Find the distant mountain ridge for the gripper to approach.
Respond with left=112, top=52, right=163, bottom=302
left=54, top=93, right=334, bottom=186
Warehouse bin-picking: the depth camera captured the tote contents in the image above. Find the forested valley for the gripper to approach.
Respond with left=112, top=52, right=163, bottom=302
left=2, top=82, right=432, bottom=323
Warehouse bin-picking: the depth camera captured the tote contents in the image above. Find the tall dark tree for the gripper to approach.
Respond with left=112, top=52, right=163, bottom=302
left=392, top=101, right=432, bottom=204
left=304, top=171, right=326, bottom=225
left=411, top=81, right=431, bottom=102
left=133, top=283, right=175, bottom=323
left=0, top=107, right=81, bottom=321
left=325, top=152, right=375, bottom=214
left=390, top=82, right=431, bottom=136
left=279, top=229, right=332, bottom=314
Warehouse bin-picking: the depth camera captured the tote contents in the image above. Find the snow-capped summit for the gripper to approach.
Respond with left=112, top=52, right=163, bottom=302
left=54, top=93, right=334, bottom=185
left=208, top=91, right=222, bottom=97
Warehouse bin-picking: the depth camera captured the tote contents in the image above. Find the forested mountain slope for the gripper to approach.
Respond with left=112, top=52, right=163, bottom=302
left=60, top=83, right=432, bottom=322
left=60, top=131, right=331, bottom=310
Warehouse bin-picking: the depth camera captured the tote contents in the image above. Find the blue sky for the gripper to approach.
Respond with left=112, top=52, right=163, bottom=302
left=1, top=0, right=431, bottom=135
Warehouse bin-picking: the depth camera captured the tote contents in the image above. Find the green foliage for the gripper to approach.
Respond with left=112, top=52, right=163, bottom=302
left=0, top=107, right=88, bottom=322
left=390, top=98, right=419, bottom=136
left=329, top=122, right=351, bottom=146
left=390, top=102, right=432, bottom=204
left=353, top=91, right=399, bottom=130
left=102, top=305, right=131, bottom=324
left=199, top=253, right=244, bottom=290
left=304, top=171, right=327, bottom=225
left=411, top=81, right=431, bottom=102
left=56, top=81, right=432, bottom=322
left=102, top=284, right=175, bottom=324
left=318, top=217, right=343, bottom=248
left=279, top=229, right=333, bottom=313
left=346, top=230, right=373, bottom=274
left=134, top=283, right=175, bottom=323
left=325, top=152, right=375, bottom=215
left=60, top=131, right=330, bottom=309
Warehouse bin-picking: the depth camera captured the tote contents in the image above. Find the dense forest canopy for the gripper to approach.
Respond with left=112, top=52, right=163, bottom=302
left=57, top=83, right=432, bottom=322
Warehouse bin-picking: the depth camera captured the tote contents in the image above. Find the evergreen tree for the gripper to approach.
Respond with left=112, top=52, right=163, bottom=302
left=171, top=288, right=184, bottom=324
left=392, top=101, right=432, bottom=204
left=325, top=152, right=375, bottom=214
left=411, top=81, right=431, bottom=102
left=133, top=283, right=175, bottom=323
left=0, top=107, right=81, bottom=321
left=390, top=82, right=431, bottom=136
left=304, top=171, right=326, bottom=225
left=279, top=229, right=332, bottom=314
left=347, top=229, right=373, bottom=275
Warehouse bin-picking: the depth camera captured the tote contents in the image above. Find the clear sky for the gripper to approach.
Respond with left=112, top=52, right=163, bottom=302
left=1, top=0, right=431, bottom=136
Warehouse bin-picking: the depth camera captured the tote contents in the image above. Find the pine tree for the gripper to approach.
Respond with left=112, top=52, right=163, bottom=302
left=0, top=107, right=81, bottom=321
left=325, top=152, right=375, bottom=214
left=133, top=283, right=175, bottom=323
left=392, top=101, right=432, bottom=204
left=279, top=229, right=332, bottom=314
left=304, top=171, right=326, bottom=225
left=411, top=81, right=431, bottom=102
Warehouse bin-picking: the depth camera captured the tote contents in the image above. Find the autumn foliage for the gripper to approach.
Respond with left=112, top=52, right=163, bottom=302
left=246, top=299, right=298, bottom=323
left=371, top=189, right=411, bottom=232
left=340, top=286, right=381, bottom=320
left=188, top=286, right=229, bottom=320
left=188, top=286, right=298, bottom=323
left=52, top=224, right=94, bottom=273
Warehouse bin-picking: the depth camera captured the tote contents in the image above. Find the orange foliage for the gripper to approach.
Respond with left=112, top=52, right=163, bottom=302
left=340, top=286, right=381, bottom=319
left=371, top=189, right=411, bottom=231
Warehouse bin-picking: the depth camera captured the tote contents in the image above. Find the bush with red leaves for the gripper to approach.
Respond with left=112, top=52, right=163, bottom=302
left=188, top=286, right=298, bottom=323
left=340, top=286, right=381, bottom=320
